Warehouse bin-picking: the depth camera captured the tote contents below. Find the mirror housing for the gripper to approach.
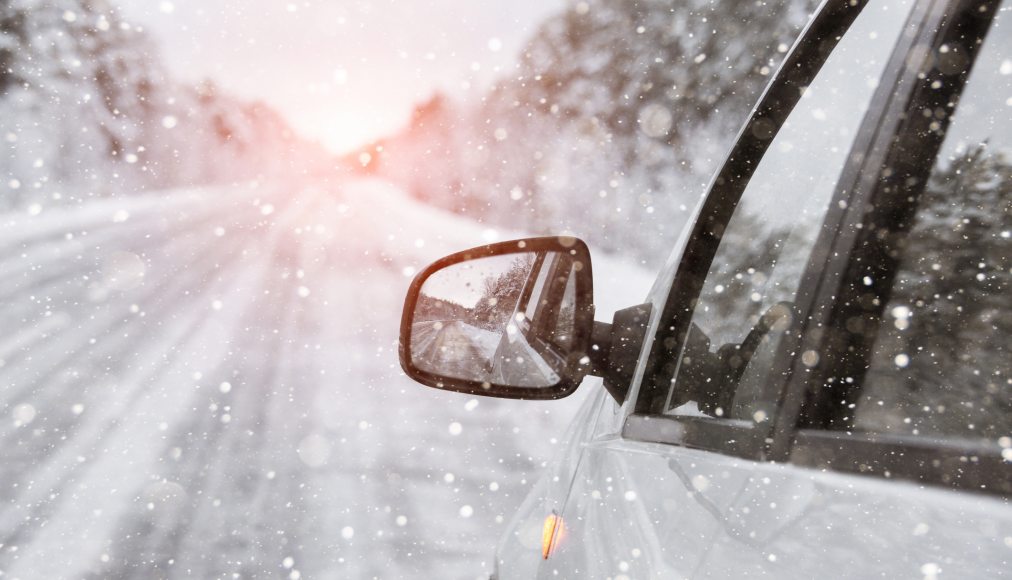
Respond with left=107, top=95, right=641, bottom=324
left=399, top=236, right=595, bottom=399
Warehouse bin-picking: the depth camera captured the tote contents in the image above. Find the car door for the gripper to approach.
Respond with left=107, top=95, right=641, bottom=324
left=538, top=0, right=926, bottom=577
left=700, top=0, right=1011, bottom=576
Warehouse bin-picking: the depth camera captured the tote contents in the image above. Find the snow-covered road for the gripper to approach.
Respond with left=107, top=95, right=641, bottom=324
left=0, top=178, right=654, bottom=579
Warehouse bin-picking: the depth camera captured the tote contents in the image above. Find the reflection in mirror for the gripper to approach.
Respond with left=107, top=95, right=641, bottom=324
left=410, top=251, right=579, bottom=389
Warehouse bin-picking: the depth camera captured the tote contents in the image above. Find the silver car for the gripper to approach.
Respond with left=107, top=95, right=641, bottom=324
left=401, top=0, right=1011, bottom=576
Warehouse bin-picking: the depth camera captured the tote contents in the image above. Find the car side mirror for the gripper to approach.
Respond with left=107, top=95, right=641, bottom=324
left=399, top=236, right=595, bottom=399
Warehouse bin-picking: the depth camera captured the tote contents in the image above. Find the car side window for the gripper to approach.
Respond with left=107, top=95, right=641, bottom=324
left=522, top=256, right=551, bottom=320
left=514, top=251, right=577, bottom=368
left=852, top=2, right=1010, bottom=441
left=659, top=2, right=915, bottom=426
left=549, top=268, right=577, bottom=352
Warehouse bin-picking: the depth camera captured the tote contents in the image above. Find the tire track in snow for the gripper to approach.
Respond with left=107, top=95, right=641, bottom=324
left=0, top=187, right=313, bottom=577
left=0, top=200, right=275, bottom=477
left=0, top=186, right=253, bottom=305
left=89, top=244, right=306, bottom=579
left=0, top=178, right=651, bottom=579
left=148, top=196, right=327, bottom=580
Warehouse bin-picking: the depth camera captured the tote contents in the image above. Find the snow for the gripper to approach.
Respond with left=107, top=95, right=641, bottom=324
left=0, top=177, right=654, bottom=578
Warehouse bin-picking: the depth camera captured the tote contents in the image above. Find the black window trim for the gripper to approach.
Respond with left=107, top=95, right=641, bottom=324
left=767, top=0, right=947, bottom=460
left=619, top=0, right=1007, bottom=498
left=516, top=250, right=548, bottom=329
left=780, top=0, right=1010, bottom=497
left=622, top=0, right=1011, bottom=498
left=623, top=0, right=885, bottom=458
left=790, top=430, right=1011, bottom=495
left=527, top=251, right=576, bottom=372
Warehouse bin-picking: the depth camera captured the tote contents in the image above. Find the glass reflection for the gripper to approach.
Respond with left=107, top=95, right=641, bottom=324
left=411, top=251, right=578, bottom=388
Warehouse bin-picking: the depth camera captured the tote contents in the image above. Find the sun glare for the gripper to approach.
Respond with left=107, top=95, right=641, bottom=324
left=311, top=106, right=409, bottom=155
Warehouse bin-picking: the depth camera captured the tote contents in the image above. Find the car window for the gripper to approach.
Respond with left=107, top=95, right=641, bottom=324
left=852, top=1, right=1011, bottom=441
left=523, top=254, right=552, bottom=321
left=523, top=253, right=576, bottom=353
left=549, top=266, right=577, bottom=352
left=660, top=1, right=916, bottom=425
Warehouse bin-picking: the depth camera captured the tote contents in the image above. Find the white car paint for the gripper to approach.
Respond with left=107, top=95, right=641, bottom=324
left=493, top=0, right=1012, bottom=578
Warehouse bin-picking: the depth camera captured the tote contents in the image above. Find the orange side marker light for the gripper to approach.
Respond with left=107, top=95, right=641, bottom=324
left=541, top=511, right=565, bottom=559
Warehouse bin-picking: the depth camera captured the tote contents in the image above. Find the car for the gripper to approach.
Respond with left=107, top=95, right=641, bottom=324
left=399, top=0, right=1011, bottom=577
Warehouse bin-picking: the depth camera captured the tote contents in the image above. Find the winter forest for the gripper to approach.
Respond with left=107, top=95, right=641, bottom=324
left=2, top=0, right=820, bottom=266
left=3, top=0, right=1009, bottom=578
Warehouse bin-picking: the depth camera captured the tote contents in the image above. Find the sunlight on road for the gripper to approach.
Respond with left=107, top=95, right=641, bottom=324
left=0, top=178, right=651, bottom=578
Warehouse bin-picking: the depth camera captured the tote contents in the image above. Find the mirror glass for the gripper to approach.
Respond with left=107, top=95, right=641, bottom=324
left=410, top=250, right=579, bottom=389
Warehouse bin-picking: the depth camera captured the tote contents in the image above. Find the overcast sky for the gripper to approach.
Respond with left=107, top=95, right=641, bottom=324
left=115, top=0, right=566, bottom=154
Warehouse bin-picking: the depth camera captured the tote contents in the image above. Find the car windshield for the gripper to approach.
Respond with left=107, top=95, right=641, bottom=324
left=1, top=0, right=814, bottom=575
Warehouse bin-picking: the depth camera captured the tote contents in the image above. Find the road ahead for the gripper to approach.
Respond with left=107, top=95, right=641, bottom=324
left=0, top=178, right=652, bottom=579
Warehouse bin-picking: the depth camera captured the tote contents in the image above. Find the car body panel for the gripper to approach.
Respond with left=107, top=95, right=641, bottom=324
left=545, top=438, right=755, bottom=579
left=493, top=383, right=605, bottom=579
left=699, top=460, right=1012, bottom=578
